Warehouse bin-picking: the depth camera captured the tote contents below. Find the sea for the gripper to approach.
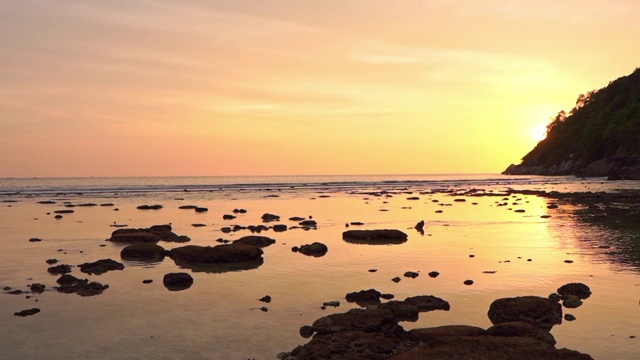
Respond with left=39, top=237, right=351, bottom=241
left=0, top=174, right=638, bottom=359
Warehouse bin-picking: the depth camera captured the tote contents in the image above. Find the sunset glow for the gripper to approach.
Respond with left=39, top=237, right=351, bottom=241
left=1, top=1, right=639, bottom=177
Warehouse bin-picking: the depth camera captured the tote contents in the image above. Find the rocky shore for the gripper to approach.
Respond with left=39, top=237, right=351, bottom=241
left=278, top=285, right=594, bottom=360
left=502, top=156, right=640, bottom=179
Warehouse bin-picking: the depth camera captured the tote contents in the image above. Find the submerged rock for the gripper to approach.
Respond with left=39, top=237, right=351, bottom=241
left=78, top=259, right=124, bottom=275
left=55, top=274, right=109, bottom=296
left=163, top=272, right=193, bottom=291
left=233, top=235, right=276, bottom=248
left=297, top=242, right=328, bottom=257
left=14, top=308, right=41, bottom=317
left=488, top=296, right=562, bottom=330
left=168, top=244, right=264, bottom=273
left=342, top=229, right=408, bottom=245
left=120, top=243, right=166, bottom=262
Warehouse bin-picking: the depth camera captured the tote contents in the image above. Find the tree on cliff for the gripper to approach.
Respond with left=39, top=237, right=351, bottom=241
left=511, top=67, right=640, bottom=174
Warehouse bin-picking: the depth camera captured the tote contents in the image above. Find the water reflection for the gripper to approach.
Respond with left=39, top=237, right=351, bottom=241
left=172, top=258, right=264, bottom=273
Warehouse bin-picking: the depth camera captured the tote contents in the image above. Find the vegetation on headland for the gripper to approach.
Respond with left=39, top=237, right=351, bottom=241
left=504, top=67, right=640, bottom=178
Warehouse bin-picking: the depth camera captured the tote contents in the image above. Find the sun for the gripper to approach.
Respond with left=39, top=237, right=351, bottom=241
left=530, top=125, right=548, bottom=141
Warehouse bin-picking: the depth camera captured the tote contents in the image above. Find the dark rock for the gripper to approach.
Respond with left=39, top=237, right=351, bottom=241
left=222, top=214, right=236, bottom=220
left=272, top=224, right=288, bottom=232
left=323, top=301, right=340, bottom=307
left=391, top=277, right=401, bottom=283
left=378, top=300, right=420, bottom=321
left=142, top=279, right=153, bottom=284
left=233, top=208, right=247, bottom=213
left=54, top=215, right=63, bottom=219
left=191, top=223, right=206, bottom=227
left=38, top=201, right=56, bottom=204
left=488, top=296, right=563, bottom=330
left=408, top=325, right=486, bottom=341
left=346, top=289, right=382, bottom=306
left=289, top=216, right=306, bottom=221
left=557, top=283, right=591, bottom=300
left=28, top=238, right=42, bottom=242
left=405, top=295, right=451, bottom=312
left=54, top=209, right=74, bottom=214
left=233, top=235, right=276, bottom=248
left=259, top=295, right=272, bottom=303
left=487, top=321, right=557, bottom=345
left=178, top=205, right=199, bottom=209
left=45, top=259, right=58, bottom=264
left=261, top=213, right=280, bottom=222
left=120, top=243, right=166, bottom=262
left=312, top=308, right=398, bottom=335
left=414, top=220, right=425, bottom=231
left=56, top=275, right=109, bottom=296
left=78, top=259, right=124, bottom=275
left=342, top=229, right=408, bottom=245
left=297, top=242, right=328, bottom=257
left=404, top=271, right=419, bottom=278
left=565, top=314, right=577, bottom=321
left=47, top=264, right=73, bottom=275
left=163, top=272, right=193, bottom=291
left=562, top=296, right=583, bottom=309
left=290, top=330, right=402, bottom=360
left=428, top=271, right=440, bottom=278
left=299, top=325, right=315, bottom=338
left=30, top=283, right=46, bottom=293
left=14, top=308, right=40, bottom=317
left=299, top=219, right=317, bottom=227
left=464, top=279, right=474, bottom=285
left=168, top=244, right=264, bottom=272
left=107, top=228, right=159, bottom=243
left=195, top=207, right=208, bottom=213
left=136, top=204, right=163, bottom=210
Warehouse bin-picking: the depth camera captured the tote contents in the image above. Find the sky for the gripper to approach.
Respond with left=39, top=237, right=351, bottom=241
left=1, top=0, right=639, bottom=177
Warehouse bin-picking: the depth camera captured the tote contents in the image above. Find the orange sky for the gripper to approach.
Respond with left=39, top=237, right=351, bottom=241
left=1, top=1, right=639, bottom=177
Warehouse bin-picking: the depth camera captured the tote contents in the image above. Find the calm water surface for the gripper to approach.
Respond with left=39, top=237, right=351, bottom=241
left=0, top=174, right=638, bottom=359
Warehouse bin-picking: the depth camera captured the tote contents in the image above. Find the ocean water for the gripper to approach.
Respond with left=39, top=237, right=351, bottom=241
left=0, top=174, right=638, bottom=359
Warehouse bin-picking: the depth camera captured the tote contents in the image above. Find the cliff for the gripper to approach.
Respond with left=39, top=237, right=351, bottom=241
left=503, top=67, right=640, bottom=179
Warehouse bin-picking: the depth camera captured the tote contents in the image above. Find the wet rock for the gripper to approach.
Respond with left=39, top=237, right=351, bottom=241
left=323, top=301, right=340, bottom=307
left=289, top=216, right=306, bottom=221
left=299, top=219, right=317, bottom=227
left=232, top=208, right=247, bottom=213
left=488, top=296, right=563, bottom=330
left=346, top=289, right=382, bottom=306
left=428, top=271, right=440, bottom=278
left=28, top=238, right=42, bottom=242
left=378, top=300, right=420, bottom=321
left=261, top=213, right=280, bottom=222
left=562, top=295, right=583, bottom=309
left=54, top=215, right=63, bottom=219
left=565, top=314, right=577, bottom=321
left=195, top=207, right=208, bottom=213
left=45, top=259, right=58, bottom=264
left=222, top=214, right=236, bottom=220
left=136, top=204, right=163, bottom=210
left=486, top=321, right=556, bottom=345
left=29, top=283, right=46, bottom=293
left=54, top=209, right=74, bottom=214
left=259, top=295, right=272, bottom=303
left=408, top=325, right=486, bottom=341
left=233, top=235, right=276, bottom=248
left=414, top=220, right=425, bottom=231
left=142, top=279, right=153, bottom=284
left=179, top=205, right=199, bottom=209
left=343, top=229, right=408, bottom=245
left=391, top=277, right=401, bottom=283
left=464, top=279, right=474, bottom=285
left=78, top=259, right=124, bottom=275
left=168, top=244, right=264, bottom=272
left=272, top=224, right=288, bottom=232
left=312, top=308, right=398, bottom=335
left=56, top=275, right=109, bottom=296
left=14, top=308, right=40, bottom=317
left=404, top=295, right=451, bottom=312
left=404, top=271, right=419, bottom=278
left=557, top=283, right=591, bottom=300
left=297, top=242, right=328, bottom=257
left=120, top=243, right=166, bottom=262
left=163, top=272, right=193, bottom=291
left=299, top=325, right=315, bottom=338
left=290, top=330, right=402, bottom=360
left=191, top=223, right=206, bottom=227
left=47, top=264, right=73, bottom=275
left=107, top=228, right=159, bottom=243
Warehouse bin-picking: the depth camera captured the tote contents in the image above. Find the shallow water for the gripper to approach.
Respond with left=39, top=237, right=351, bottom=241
left=0, top=175, right=639, bottom=359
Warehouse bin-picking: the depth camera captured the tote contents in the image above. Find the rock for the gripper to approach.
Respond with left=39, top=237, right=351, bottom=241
left=233, top=235, right=276, bottom=247
left=194, top=207, right=208, bottom=213
left=486, top=321, right=557, bottom=345
left=562, top=295, right=583, bottom=309
left=191, top=223, right=206, bottom=227
left=163, top=272, right=193, bottom=291
left=391, top=277, right=401, bottom=283
left=408, top=325, right=487, bottom=341
left=232, top=208, right=247, bottom=213
left=56, top=275, right=109, bottom=296
left=404, top=295, right=451, bottom=312
left=464, top=279, right=474, bottom=285
left=323, top=301, right=340, bottom=307
left=557, top=283, right=591, bottom=300
left=346, top=289, right=382, bottom=306
left=565, top=314, right=577, bottom=321
left=54, top=209, right=74, bottom=214
left=343, top=229, right=408, bottom=245
left=142, top=279, right=153, bottom=284
left=107, top=228, right=159, bottom=243
left=414, top=220, right=425, bottom=231
left=428, top=271, right=440, bottom=278
left=175, top=235, right=191, bottom=243
left=272, top=224, right=288, bottom=232
left=311, top=308, right=398, bottom=335
left=290, top=330, right=402, bottom=360
left=297, top=242, right=328, bottom=257
left=46, top=259, right=58, bottom=264
left=222, top=214, right=236, bottom=220
left=28, top=238, right=42, bottom=242
left=404, top=271, right=419, bottom=279
left=299, top=325, right=315, bottom=338
left=120, top=243, right=166, bottom=262
left=261, top=213, right=280, bottom=222
left=168, top=244, right=264, bottom=272
left=29, top=283, right=46, bottom=293
left=179, top=205, right=199, bottom=209
left=14, top=308, right=40, bottom=317
left=136, top=204, right=162, bottom=210
left=299, top=219, right=317, bottom=227
left=78, top=259, right=124, bottom=275
left=54, top=215, right=63, bottom=219
left=259, top=295, right=272, bottom=303
left=289, top=216, right=306, bottom=221
left=47, top=264, right=73, bottom=275
left=378, top=300, right=420, bottom=321
left=488, top=296, right=563, bottom=330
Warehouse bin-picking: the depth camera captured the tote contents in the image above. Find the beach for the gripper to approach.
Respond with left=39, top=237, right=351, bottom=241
left=0, top=174, right=638, bottom=359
